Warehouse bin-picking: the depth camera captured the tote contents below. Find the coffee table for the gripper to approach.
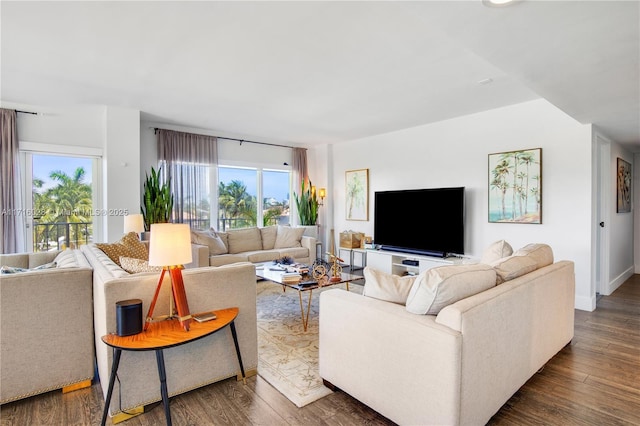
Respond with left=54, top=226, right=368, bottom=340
left=256, top=263, right=362, bottom=331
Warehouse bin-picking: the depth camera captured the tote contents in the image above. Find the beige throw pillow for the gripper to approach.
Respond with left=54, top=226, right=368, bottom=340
left=191, top=228, right=228, bottom=255
left=95, top=232, right=148, bottom=267
left=227, top=227, right=263, bottom=254
left=274, top=226, right=305, bottom=249
left=480, top=240, right=513, bottom=264
left=490, top=255, right=538, bottom=284
left=363, top=267, right=415, bottom=305
left=260, top=226, right=278, bottom=250
left=120, top=256, right=163, bottom=274
left=513, top=243, right=554, bottom=269
left=405, top=264, right=497, bottom=315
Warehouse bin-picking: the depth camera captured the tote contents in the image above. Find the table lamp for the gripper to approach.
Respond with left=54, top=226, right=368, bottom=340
left=123, top=214, right=145, bottom=239
left=145, top=223, right=193, bottom=331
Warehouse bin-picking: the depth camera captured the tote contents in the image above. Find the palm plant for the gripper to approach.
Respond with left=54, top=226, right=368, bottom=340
left=293, top=180, right=318, bottom=226
left=141, top=166, right=173, bottom=231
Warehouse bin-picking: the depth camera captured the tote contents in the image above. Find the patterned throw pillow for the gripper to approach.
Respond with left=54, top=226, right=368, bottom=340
left=96, top=232, right=149, bottom=267
left=120, top=256, right=163, bottom=274
left=0, top=265, right=29, bottom=274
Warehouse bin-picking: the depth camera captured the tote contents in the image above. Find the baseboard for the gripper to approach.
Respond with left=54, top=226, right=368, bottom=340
left=575, top=294, right=596, bottom=312
left=602, top=266, right=635, bottom=296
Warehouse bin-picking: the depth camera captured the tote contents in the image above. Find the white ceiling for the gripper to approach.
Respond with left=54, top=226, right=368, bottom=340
left=2, top=1, right=639, bottom=151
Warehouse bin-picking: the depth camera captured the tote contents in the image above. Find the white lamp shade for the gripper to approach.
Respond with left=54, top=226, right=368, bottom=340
left=148, top=223, right=193, bottom=266
left=123, top=214, right=145, bottom=234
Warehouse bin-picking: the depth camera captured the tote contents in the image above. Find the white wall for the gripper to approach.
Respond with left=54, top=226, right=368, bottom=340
left=606, top=141, right=635, bottom=289
left=316, top=99, right=595, bottom=310
left=636, top=152, right=640, bottom=274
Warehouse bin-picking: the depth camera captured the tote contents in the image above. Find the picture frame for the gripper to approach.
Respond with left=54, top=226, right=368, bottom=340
left=617, top=157, right=632, bottom=213
left=488, top=148, right=542, bottom=224
left=345, top=168, right=369, bottom=221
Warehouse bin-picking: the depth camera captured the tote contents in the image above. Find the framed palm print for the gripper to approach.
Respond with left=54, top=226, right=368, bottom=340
left=345, top=168, right=368, bottom=221
left=489, top=148, right=542, bottom=224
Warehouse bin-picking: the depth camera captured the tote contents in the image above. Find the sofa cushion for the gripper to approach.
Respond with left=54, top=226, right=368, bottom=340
left=274, top=225, right=305, bottom=249
left=95, top=232, right=148, bottom=266
left=275, top=246, right=310, bottom=261
left=246, top=250, right=280, bottom=263
left=405, top=264, right=496, bottom=315
left=260, top=226, right=277, bottom=250
left=227, top=227, right=263, bottom=254
left=363, top=267, right=415, bottom=305
left=28, top=251, right=60, bottom=268
left=490, top=255, right=538, bottom=284
left=480, top=240, right=513, bottom=264
left=120, top=256, right=163, bottom=274
left=513, top=243, right=554, bottom=269
left=208, top=253, right=250, bottom=266
left=191, top=228, right=228, bottom=255
left=0, top=254, right=29, bottom=269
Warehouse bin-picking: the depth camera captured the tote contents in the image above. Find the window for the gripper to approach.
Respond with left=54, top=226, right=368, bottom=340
left=218, top=166, right=290, bottom=231
left=21, top=151, right=101, bottom=252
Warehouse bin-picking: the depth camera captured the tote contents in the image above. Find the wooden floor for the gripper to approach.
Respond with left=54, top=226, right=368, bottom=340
left=2, top=275, right=639, bottom=426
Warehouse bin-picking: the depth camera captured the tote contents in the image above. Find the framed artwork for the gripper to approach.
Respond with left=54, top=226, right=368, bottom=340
left=617, top=157, right=632, bottom=213
left=345, top=168, right=369, bottom=221
left=488, top=148, right=542, bottom=224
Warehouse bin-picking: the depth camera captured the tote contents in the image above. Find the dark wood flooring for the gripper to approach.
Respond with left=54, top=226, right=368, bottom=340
left=1, top=274, right=638, bottom=426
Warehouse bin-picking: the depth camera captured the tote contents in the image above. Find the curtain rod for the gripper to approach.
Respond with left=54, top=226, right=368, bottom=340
left=16, top=110, right=38, bottom=115
left=152, top=127, right=306, bottom=151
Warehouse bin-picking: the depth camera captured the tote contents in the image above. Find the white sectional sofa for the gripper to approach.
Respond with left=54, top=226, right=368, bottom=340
left=81, top=243, right=258, bottom=422
left=190, top=225, right=317, bottom=267
left=0, top=249, right=94, bottom=404
left=319, top=243, right=575, bottom=425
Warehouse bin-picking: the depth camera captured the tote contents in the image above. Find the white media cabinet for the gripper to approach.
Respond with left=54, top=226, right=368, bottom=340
left=366, top=249, right=462, bottom=275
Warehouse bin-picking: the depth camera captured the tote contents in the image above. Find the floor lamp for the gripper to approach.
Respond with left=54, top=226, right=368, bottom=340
left=145, top=223, right=193, bottom=332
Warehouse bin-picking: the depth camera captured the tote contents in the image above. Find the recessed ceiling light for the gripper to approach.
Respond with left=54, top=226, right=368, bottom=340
left=482, top=0, right=520, bottom=8
left=478, top=78, right=494, bottom=85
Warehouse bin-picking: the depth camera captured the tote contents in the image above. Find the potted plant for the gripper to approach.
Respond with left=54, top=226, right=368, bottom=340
left=293, top=180, right=319, bottom=238
left=141, top=166, right=173, bottom=236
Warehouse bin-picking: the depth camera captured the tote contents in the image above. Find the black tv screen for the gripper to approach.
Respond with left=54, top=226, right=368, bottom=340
left=374, top=187, right=465, bottom=258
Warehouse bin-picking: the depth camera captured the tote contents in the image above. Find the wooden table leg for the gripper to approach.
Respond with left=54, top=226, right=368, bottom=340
left=229, top=321, right=246, bottom=384
left=155, top=349, right=172, bottom=426
left=101, top=348, right=122, bottom=426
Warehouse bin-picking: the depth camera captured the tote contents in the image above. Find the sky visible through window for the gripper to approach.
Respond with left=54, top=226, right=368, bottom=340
left=33, top=154, right=93, bottom=191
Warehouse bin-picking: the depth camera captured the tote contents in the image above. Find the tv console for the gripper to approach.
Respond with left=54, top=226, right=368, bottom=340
left=366, top=248, right=462, bottom=276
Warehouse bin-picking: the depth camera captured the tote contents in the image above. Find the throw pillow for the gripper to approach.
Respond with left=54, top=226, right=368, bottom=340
left=513, top=243, right=554, bottom=269
left=120, top=256, right=163, bottom=274
left=260, top=226, right=278, bottom=250
left=274, top=225, right=305, bottom=249
left=54, top=248, right=79, bottom=268
left=226, top=227, right=263, bottom=254
left=363, top=267, right=415, bottom=305
left=95, top=232, right=149, bottom=267
left=480, top=240, right=513, bottom=264
left=490, top=255, right=538, bottom=285
left=405, top=264, right=497, bottom=315
left=191, top=228, right=228, bottom=255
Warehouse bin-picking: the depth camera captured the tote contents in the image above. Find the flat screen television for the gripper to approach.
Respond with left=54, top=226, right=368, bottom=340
left=374, top=187, right=465, bottom=258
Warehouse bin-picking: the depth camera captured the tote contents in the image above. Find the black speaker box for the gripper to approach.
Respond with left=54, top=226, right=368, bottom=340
left=116, top=299, right=143, bottom=336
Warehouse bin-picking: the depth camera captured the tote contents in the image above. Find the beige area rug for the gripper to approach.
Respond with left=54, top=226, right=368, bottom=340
left=256, top=279, right=363, bottom=407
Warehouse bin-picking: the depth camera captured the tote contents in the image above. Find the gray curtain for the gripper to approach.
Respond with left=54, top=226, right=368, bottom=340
left=0, top=109, right=25, bottom=253
left=292, top=147, right=308, bottom=191
left=157, top=129, right=218, bottom=228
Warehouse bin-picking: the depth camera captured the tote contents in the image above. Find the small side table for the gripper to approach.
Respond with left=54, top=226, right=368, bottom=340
left=100, top=307, right=245, bottom=426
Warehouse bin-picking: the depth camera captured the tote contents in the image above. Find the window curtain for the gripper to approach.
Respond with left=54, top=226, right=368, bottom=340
left=0, top=109, right=25, bottom=253
left=157, top=129, right=218, bottom=229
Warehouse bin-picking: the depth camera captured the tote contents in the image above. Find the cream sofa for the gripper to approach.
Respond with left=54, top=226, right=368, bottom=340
left=81, top=243, right=258, bottom=421
left=190, top=225, right=317, bottom=267
left=319, top=243, right=575, bottom=425
left=0, top=249, right=94, bottom=404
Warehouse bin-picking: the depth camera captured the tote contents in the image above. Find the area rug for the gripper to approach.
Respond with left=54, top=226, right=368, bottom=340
left=256, top=279, right=362, bottom=407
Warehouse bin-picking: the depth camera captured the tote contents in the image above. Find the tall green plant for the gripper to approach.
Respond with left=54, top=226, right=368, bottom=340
left=293, top=180, right=319, bottom=225
left=141, top=166, right=173, bottom=231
